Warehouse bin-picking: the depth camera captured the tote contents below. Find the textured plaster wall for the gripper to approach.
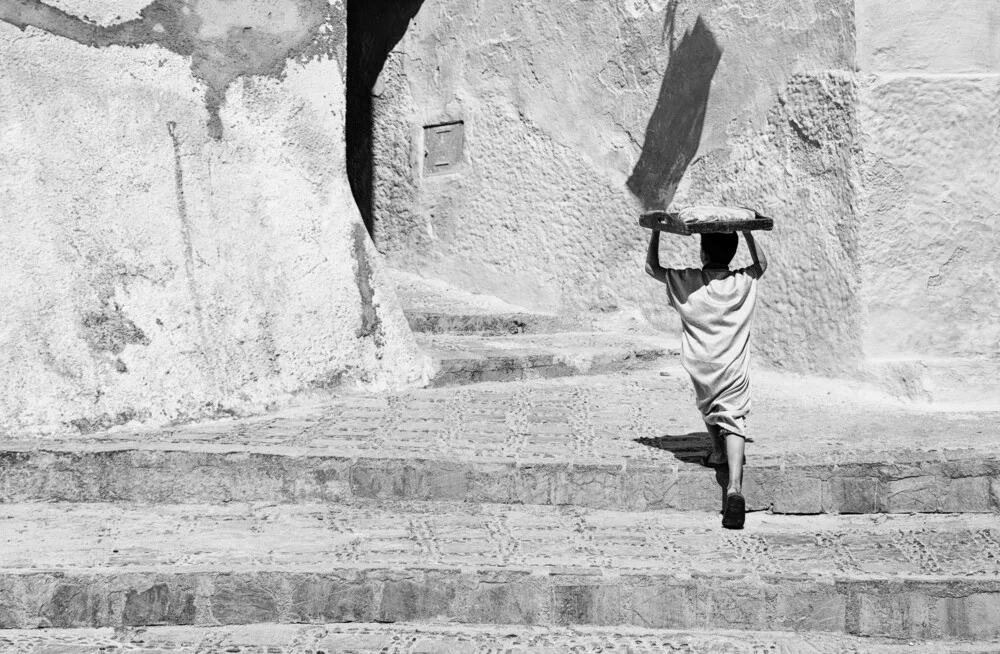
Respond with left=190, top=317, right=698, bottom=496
left=857, top=0, right=1000, bottom=74
left=370, top=0, right=859, bottom=374
left=0, top=0, right=425, bottom=435
left=855, top=0, right=1000, bottom=400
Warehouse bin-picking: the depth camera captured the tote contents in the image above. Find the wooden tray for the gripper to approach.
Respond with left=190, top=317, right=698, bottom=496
left=640, top=208, right=774, bottom=235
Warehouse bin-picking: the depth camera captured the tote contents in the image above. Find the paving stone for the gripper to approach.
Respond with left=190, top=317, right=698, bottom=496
left=621, top=465, right=679, bottom=511
left=0, top=502, right=999, bottom=639
left=961, top=593, right=1000, bottom=640
left=943, top=476, right=994, bottom=513
left=209, top=576, right=282, bottom=625
left=824, top=475, right=882, bottom=514
left=773, top=587, right=847, bottom=632
left=552, top=583, right=621, bottom=626
left=465, top=462, right=517, bottom=504
left=376, top=574, right=459, bottom=623
left=122, top=583, right=196, bottom=627
left=625, top=580, right=693, bottom=629
left=456, top=573, right=548, bottom=625
left=40, top=583, right=106, bottom=629
left=348, top=459, right=469, bottom=502
left=556, top=464, right=625, bottom=508
left=753, top=470, right=824, bottom=514
left=692, top=580, right=769, bottom=630
left=289, top=574, right=377, bottom=623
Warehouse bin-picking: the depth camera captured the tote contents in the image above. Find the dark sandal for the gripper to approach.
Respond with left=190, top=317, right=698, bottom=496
left=723, top=492, right=745, bottom=529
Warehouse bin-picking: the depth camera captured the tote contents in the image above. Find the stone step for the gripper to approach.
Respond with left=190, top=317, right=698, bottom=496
left=2, top=438, right=997, bottom=515
left=3, top=624, right=996, bottom=653
left=1, top=502, right=999, bottom=641
left=419, top=333, right=676, bottom=386
left=408, top=310, right=581, bottom=336
left=2, top=371, right=997, bottom=513
left=389, top=269, right=585, bottom=335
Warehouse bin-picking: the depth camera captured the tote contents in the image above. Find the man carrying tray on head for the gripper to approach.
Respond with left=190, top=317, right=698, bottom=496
left=643, top=207, right=769, bottom=529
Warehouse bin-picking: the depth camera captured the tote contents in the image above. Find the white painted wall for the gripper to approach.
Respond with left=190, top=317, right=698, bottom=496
left=372, top=0, right=861, bottom=375
left=855, top=0, right=1000, bottom=402
left=0, top=1, right=427, bottom=435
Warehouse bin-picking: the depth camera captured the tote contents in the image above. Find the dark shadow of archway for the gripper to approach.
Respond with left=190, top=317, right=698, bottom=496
left=627, top=16, right=721, bottom=210
left=346, top=0, right=424, bottom=237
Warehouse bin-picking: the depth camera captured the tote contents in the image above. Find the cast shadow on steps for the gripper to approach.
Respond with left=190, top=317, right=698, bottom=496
left=636, top=430, right=729, bottom=506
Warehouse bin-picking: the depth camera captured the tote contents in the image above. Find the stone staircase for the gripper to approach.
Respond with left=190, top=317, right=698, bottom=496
left=391, top=269, right=678, bottom=386
left=1, top=274, right=999, bottom=652
left=4, top=624, right=997, bottom=652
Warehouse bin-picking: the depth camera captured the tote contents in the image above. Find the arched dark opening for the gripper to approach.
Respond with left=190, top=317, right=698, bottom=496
left=346, top=0, right=424, bottom=238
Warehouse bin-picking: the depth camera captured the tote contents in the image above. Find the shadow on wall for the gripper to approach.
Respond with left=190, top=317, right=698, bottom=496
left=346, top=0, right=424, bottom=237
left=627, top=16, right=721, bottom=210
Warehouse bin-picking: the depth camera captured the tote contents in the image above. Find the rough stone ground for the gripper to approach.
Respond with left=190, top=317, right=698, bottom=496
left=1, top=274, right=997, bottom=647
left=3, top=368, right=997, bottom=512
left=12, top=366, right=998, bottom=461
left=6, top=502, right=1000, bottom=576
left=2, top=624, right=997, bottom=653
left=391, top=269, right=679, bottom=385
left=418, top=333, right=674, bottom=386
left=1, top=503, right=1000, bottom=637
left=390, top=270, right=584, bottom=335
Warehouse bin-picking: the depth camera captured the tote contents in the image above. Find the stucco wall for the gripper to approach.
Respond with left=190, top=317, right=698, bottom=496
left=855, top=0, right=1000, bottom=401
left=856, top=0, right=1000, bottom=74
left=370, top=0, right=861, bottom=375
left=0, top=0, right=426, bottom=435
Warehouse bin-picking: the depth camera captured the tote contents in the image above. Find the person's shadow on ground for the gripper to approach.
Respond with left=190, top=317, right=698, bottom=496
left=635, top=431, right=729, bottom=499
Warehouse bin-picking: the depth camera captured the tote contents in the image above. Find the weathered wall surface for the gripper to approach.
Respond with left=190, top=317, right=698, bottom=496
left=0, top=0, right=426, bottom=435
left=855, top=0, right=1000, bottom=402
left=370, top=0, right=861, bottom=374
left=857, top=0, right=1000, bottom=74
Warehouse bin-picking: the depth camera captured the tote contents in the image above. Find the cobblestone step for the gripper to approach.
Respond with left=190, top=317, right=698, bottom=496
left=419, top=333, right=676, bottom=386
left=389, top=269, right=585, bottom=336
left=3, top=371, right=998, bottom=513
left=0, top=502, right=999, bottom=640
left=2, top=440, right=997, bottom=514
left=408, top=310, right=581, bottom=336
left=3, top=623, right=997, bottom=653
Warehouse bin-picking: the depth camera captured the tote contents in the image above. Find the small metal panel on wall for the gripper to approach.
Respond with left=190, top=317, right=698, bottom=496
left=423, top=121, right=465, bottom=176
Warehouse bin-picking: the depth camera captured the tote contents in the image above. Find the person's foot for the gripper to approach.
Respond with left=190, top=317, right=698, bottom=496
left=701, top=451, right=727, bottom=468
left=722, top=491, right=745, bottom=529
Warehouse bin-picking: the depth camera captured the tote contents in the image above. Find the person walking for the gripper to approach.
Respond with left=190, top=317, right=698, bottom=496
left=644, top=228, right=767, bottom=529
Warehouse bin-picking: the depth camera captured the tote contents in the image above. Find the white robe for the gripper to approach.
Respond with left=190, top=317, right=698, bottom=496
left=664, top=264, right=763, bottom=440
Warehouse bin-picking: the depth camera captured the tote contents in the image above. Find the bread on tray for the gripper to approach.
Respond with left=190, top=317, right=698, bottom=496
left=640, top=206, right=773, bottom=235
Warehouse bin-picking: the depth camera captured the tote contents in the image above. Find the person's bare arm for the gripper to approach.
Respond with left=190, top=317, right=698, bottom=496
left=742, top=231, right=768, bottom=275
left=645, top=230, right=667, bottom=284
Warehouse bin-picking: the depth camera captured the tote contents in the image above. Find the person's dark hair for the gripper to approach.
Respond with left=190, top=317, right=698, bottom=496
left=700, top=232, right=738, bottom=266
